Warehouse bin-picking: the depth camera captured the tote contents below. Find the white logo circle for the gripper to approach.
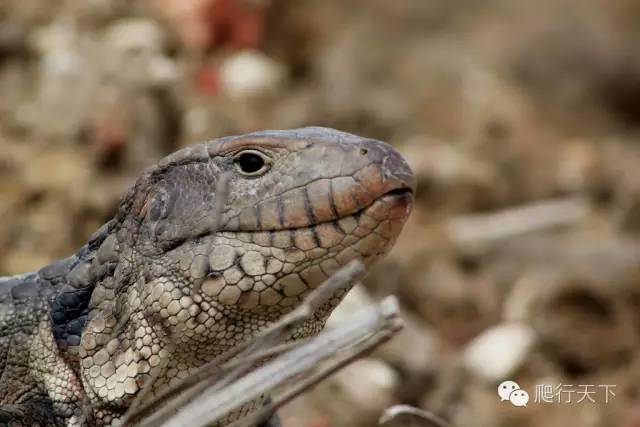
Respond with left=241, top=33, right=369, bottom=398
left=509, top=389, right=529, bottom=407
left=498, top=380, right=520, bottom=401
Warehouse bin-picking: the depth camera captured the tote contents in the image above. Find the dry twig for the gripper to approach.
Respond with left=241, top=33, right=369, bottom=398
left=379, top=405, right=455, bottom=427
left=448, top=196, right=589, bottom=246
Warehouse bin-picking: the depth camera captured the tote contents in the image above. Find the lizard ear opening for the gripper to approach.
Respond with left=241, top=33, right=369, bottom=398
left=139, top=186, right=194, bottom=251
left=127, top=164, right=225, bottom=252
left=141, top=187, right=172, bottom=242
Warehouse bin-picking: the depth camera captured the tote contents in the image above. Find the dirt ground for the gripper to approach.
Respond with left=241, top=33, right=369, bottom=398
left=2, top=1, right=640, bottom=426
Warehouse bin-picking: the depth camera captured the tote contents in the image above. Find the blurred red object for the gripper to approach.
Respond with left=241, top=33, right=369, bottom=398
left=624, top=408, right=640, bottom=427
left=197, top=65, right=221, bottom=95
left=208, top=0, right=265, bottom=49
left=309, top=416, right=332, bottom=427
left=91, top=113, right=128, bottom=167
left=151, top=0, right=266, bottom=52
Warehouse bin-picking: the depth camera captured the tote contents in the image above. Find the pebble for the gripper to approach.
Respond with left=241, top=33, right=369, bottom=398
left=463, top=322, right=536, bottom=382
left=103, top=18, right=166, bottom=53
left=219, top=50, right=286, bottom=100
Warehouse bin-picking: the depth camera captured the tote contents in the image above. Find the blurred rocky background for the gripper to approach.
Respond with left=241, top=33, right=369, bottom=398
left=2, top=0, right=640, bottom=426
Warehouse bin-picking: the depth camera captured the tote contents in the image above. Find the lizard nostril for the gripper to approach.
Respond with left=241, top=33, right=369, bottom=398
left=360, top=148, right=368, bottom=155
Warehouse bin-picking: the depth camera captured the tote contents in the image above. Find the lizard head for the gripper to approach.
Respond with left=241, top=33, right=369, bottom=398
left=74, top=127, right=414, bottom=417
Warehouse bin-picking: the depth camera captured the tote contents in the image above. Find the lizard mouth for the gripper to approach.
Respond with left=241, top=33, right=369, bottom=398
left=221, top=178, right=414, bottom=234
left=381, top=186, right=413, bottom=199
left=358, top=185, right=414, bottom=220
left=282, top=185, right=413, bottom=232
left=216, top=183, right=414, bottom=248
left=281, top=184, right=414, bottom=234
left=364, top=186, right=413, bottom=213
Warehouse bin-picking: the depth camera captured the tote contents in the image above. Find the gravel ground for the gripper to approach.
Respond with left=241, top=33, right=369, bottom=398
left=2, top=1, right=640, bottom=426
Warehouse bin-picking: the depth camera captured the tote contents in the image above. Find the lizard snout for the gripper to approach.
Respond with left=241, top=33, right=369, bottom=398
left=357, top=138, right=416, bottom=199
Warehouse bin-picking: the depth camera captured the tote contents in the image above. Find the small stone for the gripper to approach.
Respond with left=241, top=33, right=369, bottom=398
left=463, top=322, right=536, bottom=382
left=104, top=18, right=166, bottom=53
left=219, top=50, right=286, bottom=100
left=335, top=358, right=398, bottom=409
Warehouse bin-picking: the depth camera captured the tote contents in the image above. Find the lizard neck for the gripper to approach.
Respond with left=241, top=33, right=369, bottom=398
left=40, top=220, right=120, bottom=362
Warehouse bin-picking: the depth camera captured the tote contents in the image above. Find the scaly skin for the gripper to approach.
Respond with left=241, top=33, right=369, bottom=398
left=0, top=127, right=414, bottom=426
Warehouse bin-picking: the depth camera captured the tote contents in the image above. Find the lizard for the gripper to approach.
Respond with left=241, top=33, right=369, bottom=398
left=0, top=127, right=415, bottom=426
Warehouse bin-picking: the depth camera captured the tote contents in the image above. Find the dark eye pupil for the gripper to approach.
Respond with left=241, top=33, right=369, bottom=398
left=237, top=152, right=265, bottom=173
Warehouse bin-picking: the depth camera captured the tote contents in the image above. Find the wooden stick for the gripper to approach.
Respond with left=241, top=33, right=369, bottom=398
left=448, top=197, right=589, bottom=246
left=234, top=319, right=401, bottom=427
left=379, top=405, right=455, bottom=427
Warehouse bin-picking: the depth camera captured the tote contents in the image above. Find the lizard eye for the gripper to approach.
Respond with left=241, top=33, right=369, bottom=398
left=234, top=150, right=270, bottom=176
